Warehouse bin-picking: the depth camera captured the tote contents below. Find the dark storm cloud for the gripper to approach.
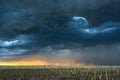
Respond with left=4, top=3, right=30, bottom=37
left=1, top=0, right=120, bottom=27
left=0, top=0, right=120, bottom=65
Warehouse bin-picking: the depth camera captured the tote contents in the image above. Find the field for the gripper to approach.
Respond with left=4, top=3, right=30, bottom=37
left=0, top=66, right=120, bottom=80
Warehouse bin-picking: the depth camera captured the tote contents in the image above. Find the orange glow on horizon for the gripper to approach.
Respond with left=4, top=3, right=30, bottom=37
left=0, top=60, right=95, bottom=66
left=0, top=60, right=48, bottom=66
left=0, top=55, right=96, bottom=66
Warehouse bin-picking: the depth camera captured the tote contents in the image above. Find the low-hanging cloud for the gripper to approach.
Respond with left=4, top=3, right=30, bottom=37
left=0, top=15, right=120, bottom=65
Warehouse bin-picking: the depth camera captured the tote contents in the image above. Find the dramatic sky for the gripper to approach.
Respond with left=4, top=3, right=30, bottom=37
left=0, top=0, right=120, bottom=66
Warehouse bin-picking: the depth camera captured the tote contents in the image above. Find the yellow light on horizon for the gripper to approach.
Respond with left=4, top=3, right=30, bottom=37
left=0, top=60, right=94, bottom=66
left=0, top=60, right=48, bottom=66
left=0, top=62, right=18, bottom=66
left=0, top=55, right=96, bottom=66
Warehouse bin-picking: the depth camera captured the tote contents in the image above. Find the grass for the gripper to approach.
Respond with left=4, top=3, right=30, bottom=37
left=0, top=66, right=120, bottom=80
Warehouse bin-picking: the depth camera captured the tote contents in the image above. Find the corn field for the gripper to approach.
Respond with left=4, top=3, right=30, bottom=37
left=0, top=66, right=120, bottom=80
